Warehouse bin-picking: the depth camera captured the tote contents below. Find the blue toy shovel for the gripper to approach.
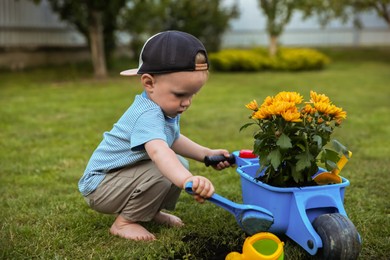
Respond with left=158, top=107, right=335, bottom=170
left=185, top=182, right=274, bottom=235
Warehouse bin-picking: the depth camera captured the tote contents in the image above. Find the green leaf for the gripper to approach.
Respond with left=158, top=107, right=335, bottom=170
left=332, top=139, right=349, bottom=155
left=324, top=149, right=340, bottom=161
left=276, top=133, right=292, bottom=150
left=313, top=134, right=322, bottom=149
left=326, top=159, right=338, bottom=170
left=239, top=122, right=255, bottom=132
left=321, top=148, right=341, bottom=170
left=296, top=143, right=306, bottom=151
left=267, top=149, right=282, bottom=170
left=259, top=152, right=269, bottom=166
left=295, top=152, right=314, bottom=171
left=291, top=165, right=303, bottom=183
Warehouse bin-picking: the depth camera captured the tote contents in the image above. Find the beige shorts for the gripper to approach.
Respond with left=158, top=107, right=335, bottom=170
left=84, top=156, right=188, bottom=222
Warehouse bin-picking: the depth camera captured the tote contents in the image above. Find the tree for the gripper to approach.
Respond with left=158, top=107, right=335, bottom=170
left=162, top=0, right=239, bottom=52
left=119, top=0, right=238, bottom=57
left=257, top=0, right=302, bottom=56
left=300, top=1, right=390, bottom=28
left=257, top=0, right=389, bottom=56
left=34, top=0, right=126, bottom=78
left=118, top=0, right=169, bottom=57
left=351, top=0, right=390, bottom=27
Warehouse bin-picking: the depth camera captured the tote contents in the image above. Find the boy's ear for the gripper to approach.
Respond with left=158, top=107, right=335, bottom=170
left=141, top=74, right=155, bottom=93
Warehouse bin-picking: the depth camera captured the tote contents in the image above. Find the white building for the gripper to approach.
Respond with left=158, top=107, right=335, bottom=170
left=0, top=0, right=389, bottom=68
left=222, top=0, right=390, bottom=48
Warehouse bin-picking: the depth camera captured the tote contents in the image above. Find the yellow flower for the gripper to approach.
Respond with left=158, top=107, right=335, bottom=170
left=269, top=101, right=297, bottom=115
left=333, top=107, right=347, bottom=120
left=245, top=100, right=259, bottom=111
left=274, top=91, right=303, bottom=104
left=310, top=91, right=330, bottom=104
left=302, top=104, right=316, bottom=115
left=314, top=102, right=347, bottom=120
left=252, top=108, right=269, bottom=119
left=314, top=102, right=333, bottom=114
left=282, top=110, right=302, bottom=122
left=335, top=119, right=343, bottom=125
left=257, top=96, right=274, bottom=112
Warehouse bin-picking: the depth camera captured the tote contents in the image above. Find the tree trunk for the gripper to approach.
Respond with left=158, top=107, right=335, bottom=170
left=375, top=2, right=390, bottom=27
left=269, top=35, right=278, bottom=57
left=89, top=11, right=107, bottom=78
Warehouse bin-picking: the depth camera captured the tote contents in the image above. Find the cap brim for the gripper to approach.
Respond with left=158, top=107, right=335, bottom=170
left=120, top=68, right=139, bottom=76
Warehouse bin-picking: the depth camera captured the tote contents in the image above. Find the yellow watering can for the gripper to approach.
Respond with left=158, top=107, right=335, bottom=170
left=226, top=232, right=284, bottom=260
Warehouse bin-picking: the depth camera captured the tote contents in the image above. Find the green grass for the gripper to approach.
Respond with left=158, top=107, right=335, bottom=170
left=1, top=47, right=390, bottom=259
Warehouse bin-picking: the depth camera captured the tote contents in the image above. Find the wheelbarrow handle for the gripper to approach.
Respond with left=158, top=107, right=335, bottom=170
left=184, top=181, right=274, bottom=235
left=204, top=154, right=235, bottom=167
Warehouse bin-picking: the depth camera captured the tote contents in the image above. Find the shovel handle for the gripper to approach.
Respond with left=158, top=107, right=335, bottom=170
left=204, top=154, right=235, bottom=167
left=184, top=182, right=241, bottom=215
left=332, top=151, right=352, bottom=175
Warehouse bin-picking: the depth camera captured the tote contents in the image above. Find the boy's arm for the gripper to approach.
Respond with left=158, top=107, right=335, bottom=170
left=171, top=134, right=230, bottom=163
left=145, top=139, right=191, bottom=188
left=144, top=138, right=213, bottom=199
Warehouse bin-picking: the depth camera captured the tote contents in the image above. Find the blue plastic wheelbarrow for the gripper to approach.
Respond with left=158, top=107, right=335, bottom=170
left=201, top=150, right=362, bottom=259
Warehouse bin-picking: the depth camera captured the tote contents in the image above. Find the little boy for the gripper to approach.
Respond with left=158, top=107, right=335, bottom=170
left=78, top=30, right=233, bottom=241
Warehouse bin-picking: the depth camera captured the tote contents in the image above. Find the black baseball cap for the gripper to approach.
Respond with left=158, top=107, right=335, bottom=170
left=120, top=30, right=209, bottom=76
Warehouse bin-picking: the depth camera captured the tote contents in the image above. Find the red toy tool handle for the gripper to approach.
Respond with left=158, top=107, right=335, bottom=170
left=204, top=154, right=235, bottom=167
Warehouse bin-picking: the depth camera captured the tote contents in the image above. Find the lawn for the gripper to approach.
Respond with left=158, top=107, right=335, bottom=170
left=1, top=47, right=389, bottom=259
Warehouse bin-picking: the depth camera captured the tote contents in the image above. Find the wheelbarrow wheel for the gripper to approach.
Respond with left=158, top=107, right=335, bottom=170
left=313, top=213, right=361, bottom=260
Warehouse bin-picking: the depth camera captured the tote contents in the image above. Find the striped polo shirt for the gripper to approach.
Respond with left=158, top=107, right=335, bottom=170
left=78, top=91, right=180, bottom=196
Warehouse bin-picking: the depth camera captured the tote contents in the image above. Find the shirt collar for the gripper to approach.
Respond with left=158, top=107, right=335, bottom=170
left=141, top=91, right=179, bottom=122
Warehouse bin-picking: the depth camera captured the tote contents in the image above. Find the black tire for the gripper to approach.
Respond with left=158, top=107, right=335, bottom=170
left=313, top=213, right=361, bottom=260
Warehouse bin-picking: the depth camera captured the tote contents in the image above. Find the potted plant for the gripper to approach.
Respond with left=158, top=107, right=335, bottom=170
left=241, top=91, right=350, bottom=187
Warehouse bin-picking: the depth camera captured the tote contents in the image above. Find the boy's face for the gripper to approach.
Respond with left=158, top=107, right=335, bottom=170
left=143, top=71, right=208, bottom=118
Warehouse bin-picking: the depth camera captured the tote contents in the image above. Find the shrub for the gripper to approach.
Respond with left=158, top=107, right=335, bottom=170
left=273, top=48, right=331, bottom=71
left=209, top=49, right=269, bottom=71
left=209, top=47, right=331, bottom=72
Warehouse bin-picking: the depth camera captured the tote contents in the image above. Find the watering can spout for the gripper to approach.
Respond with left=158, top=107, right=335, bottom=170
left=226, top=232, right=284, bottom=260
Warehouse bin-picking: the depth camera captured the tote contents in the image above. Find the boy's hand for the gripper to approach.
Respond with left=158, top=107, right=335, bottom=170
left=183, top=176, right=214, bottom=203
left=206, top=149, right=234, bottom=170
